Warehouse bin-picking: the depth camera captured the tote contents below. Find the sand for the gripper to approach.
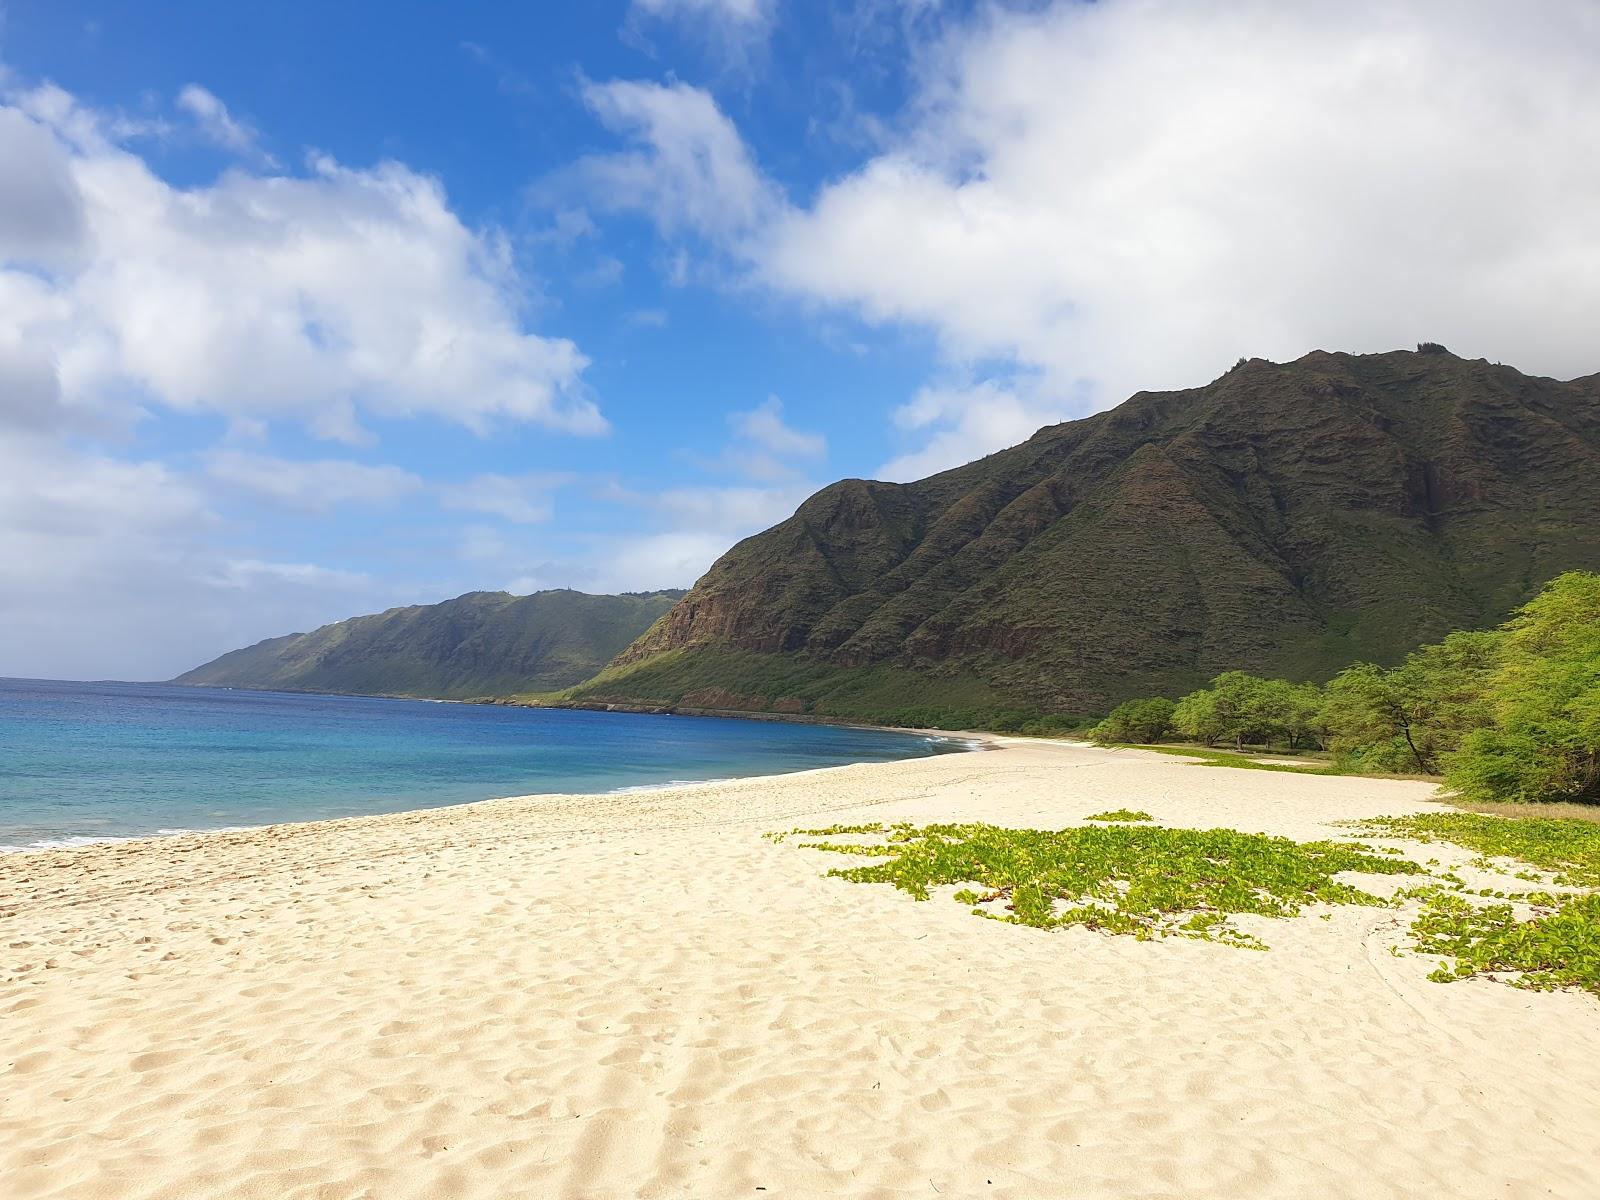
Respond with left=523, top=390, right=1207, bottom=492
left=3, top=739, right=1598, bottom=1200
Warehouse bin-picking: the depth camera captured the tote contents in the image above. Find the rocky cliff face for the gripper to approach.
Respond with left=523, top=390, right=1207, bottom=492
left=585, top=349, right=1600, bottom=715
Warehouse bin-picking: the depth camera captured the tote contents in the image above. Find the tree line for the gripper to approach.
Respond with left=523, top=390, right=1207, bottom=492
left=1089, top=571, right=1600, bottom=805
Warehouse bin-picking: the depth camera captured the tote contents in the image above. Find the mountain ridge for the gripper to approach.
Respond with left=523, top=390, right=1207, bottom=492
left=176, top=588, right=685, bottom=700
left=567, top=348, right=1600, bottom=722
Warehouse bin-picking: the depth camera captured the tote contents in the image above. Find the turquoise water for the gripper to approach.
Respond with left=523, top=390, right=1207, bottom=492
left=0, top=678, right=972, bottom=850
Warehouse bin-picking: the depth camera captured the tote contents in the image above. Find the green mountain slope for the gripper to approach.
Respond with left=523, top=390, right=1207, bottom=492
left=175, top=589, right=684, bottom=700
left=568, top=348, right=1600, bottom=722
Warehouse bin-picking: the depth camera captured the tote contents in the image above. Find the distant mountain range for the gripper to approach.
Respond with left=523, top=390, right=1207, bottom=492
left=563, top=347, right=1600, bottom=724
left=174, top=589, right=684, bottom=700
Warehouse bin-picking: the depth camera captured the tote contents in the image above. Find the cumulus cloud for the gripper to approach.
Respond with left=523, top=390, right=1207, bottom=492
left=467, top=439, right=822, bottom=600
left=210, top=559, right=374, bottom=591
left=1, top=82, right=604, bottom=442
left=204, top=450, right=424, bottom=511
left=575, top=78, right=779, bottom=241
left=587, top=398, right=823, bottom=585
left=0, top=80, right=608, bottom=679
left=586, top=0, right=1600, bottom=474
left=0, top=105, right=85, bottom=264
left=0, top=333, right=69, bottom=431
left=767, top=0, right=1600, bottom=402
left=580, top=481, right=814, bottom=594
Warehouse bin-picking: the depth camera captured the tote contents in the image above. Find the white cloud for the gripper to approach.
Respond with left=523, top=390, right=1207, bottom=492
left=583, top=529, right=745, bottom=594
left=0, top=425, right=403, bottom=680
left=575, top=78, right=779, bottom=241
left=878, top=378, right=1067, bottom=481
left=0, top=331, right=69, bottom=431
left=712, top=395, right=826, bottom=481
left=582, top=476, right=815, bottom=592
left=204, top=450, right=424, bottom=511
left=439, top=473, right=568, bottom=524
left=653, top=481, right=812, bottom=532
left=626, top=0, right=779, bottom=67
left=0, top=104, right=85, bottom=264
left=764, top=0, right=1600, bottom=404
left=176, top=84, right=275, bottom=164
left=1, top=82, right=605, bottom=443
left=586, top=0, right=1600, bottom=476
left=730, top=395, right=824, bottom=458
left=0, top=80, right=611, bottom=679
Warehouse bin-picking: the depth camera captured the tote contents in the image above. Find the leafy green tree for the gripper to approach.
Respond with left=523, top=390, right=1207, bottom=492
left=1283, top=682, right=1329, bottom=751
left=1172, top=687, right=1225, bottom=746
left=1323, top=630, right=1499, bottom=774
left=1249, top=677, right=1326, bottom=749
left=1091, top=697, right=1176, bottom=744
left=1446, top=572, right=1600, bottom=804
left=1171, top=672, right=1306, bottom=750
left=1204, top=671, right=1254, bottom=749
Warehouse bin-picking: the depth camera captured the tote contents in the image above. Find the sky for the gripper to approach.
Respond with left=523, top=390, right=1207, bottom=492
left=2, top=0, right=1599, bottom=681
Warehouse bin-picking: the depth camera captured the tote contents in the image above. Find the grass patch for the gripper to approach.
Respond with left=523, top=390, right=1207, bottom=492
left=778, top=821, right=1424, bottom=949
left=1121, top=744, right=1332, bottom=775
left=1443, top=799, right=1600, bottom=826
left=1085, top=809, right=1153, bottom=822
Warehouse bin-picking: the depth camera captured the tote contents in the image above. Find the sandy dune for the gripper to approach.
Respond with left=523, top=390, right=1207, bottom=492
left=3, top=740, right=1598, bottom=1199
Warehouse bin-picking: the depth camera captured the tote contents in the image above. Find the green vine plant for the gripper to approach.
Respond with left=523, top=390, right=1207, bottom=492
left=774, top=812, right=1600, bottom=996
left=1351, top=813, right=1600, bottom=995
left=774, top=821, right=1424, bottom=951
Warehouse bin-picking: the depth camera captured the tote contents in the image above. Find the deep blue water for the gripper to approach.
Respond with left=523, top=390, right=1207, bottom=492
left=0, top=679, right=971, bottom=850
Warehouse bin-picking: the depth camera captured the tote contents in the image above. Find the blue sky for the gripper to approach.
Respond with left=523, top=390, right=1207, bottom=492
left=3, top=0, right=1598, bottom=679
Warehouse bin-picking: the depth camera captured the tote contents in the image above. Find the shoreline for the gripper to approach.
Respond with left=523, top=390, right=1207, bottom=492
left=156, top=674, right=1023, bottom=739
left=0, top=729, right=994, bottom=859
left=6, top=740, right=1597, bottom=1198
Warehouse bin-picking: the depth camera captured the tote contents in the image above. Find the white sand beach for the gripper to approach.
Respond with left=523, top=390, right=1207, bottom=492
left=3, top=740, right=1598, bottom=1199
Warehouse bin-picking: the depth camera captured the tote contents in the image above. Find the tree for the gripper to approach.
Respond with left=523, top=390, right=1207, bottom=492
left=1282, top=682, right=1328, bottom=751
left=1091, top=697, right=1176, bottom=744
left=1446, top=572, right=1600, bottom=804
left=1172, top=687, right=1224, bottom=746
left=1169, top=672, right=1297, bottom=749
left=1323, top=631, right=1499, bottom=774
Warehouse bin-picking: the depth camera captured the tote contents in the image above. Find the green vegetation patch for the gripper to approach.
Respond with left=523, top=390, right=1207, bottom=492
left=560, top=646, right=1082, bottom=731
left=1354, top=812, right=1600, bottom=888
left=777, top=821, right=1425, bottom=949
left=1411, top=891, right=1600, bottom=996
left=1354, top=811, right=1600, bottom=995
left=1084, top=809, right=1153, bottom=822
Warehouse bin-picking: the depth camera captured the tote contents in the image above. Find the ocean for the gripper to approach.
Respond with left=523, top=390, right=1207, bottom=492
left=0, top=678, right=972, bottom=850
